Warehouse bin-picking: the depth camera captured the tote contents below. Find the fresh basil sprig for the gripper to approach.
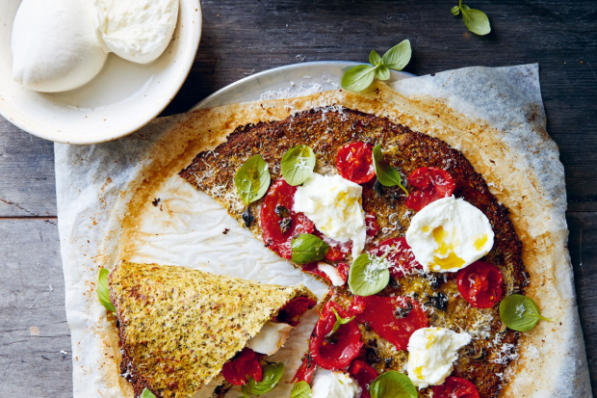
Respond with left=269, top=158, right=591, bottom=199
left=291, top=234, right=330, bottom=264
left=451, top=0, right=491, bottom=36
left=372, top=144, right=408, bottom=195
left=348, top=253, right=390, bottom=297
left=499, top=294, right=555, bottom=332
left=140, top=388, right=156, bottom=398
left=281, top=145, right=316, bottom=186
left=290, top=381, right=312, bottom=398
left=328, top=307, right=355, bottom=336
left=370, top=371, right=417, bottom=398
left=235, top=154, right=271, bottom=205
left=97, top=268, right=115, bottom=312
left=341, top=40, right=412, bottom=92
left=242, top=362, right=285, bottom=397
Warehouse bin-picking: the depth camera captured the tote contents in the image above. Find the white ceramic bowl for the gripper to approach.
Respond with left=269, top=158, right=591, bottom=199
left=0, top=0, right=202, bottom=144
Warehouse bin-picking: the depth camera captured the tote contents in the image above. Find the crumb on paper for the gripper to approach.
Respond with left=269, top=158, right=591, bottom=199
left=49, top=285, right=54, bottom=292
left=30, top=326, right=39, bottom=336
left=152, top=198, right=161, bottom=207
left=222, top=228, right=230, bottom=235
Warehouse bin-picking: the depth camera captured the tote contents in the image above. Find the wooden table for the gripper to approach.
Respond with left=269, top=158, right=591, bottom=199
left=1, top=1, right=595, bottom=396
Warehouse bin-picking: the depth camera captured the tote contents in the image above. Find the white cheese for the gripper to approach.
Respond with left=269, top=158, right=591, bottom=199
left=405, top=196, right=494, bottom=273
left=311, top=369, right=359, bottom=398
left=247, top=322, right=293, bottom=356
left=94, top=0, right=179, bottom=64
left=317, top=263, right=345, bottom=286
left=407, top=327, right=471, bottom=389
left=293, top=173, right=366, bottom=259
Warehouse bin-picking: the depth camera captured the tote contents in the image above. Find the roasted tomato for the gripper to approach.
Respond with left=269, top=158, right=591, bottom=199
left=349, top=360, right=378, bottom=398
left=292, top=353, right=317, bottom=384
left=350, top=296, right=428, bottom=351
left=457, top=261, right=503, bottom=309
left=275, top=297, right=317, bottom=326
left=368, top=238, right=422, bottom=279
left=221, top=348, right=263, bottom=386
left=336, top=142, right=376, bottom=184
left=315, top=231, right=352, bottom=262
left=405, top=167, right=455, bottom=211
left=261, top=179, right=314, bottom=259
left=431, top=377, right=480, bottom=398
left=309, top=302, right=363, bottom=370
left=337, top=263, right=350, bottom=283
left=301, top=262, right=334, bottom=284
left=365, top=213, right=380, bottom=237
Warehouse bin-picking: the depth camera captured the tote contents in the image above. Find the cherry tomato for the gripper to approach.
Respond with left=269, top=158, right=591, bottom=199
left=337, top=263, right=349, bottom=283
left=457, top=261, right=503, bottom=309
left=275, top=297, right=317, bottom=326
left=309, top=302, right=363, bottom=370
left=432, top=377, right=480, bottom=398
left=351, top=296, right=428, bottom=351
left=301, top=262, right=334, bottom=284
left=315, top=231, right=352, bottom=262
left=365, top=213, right=380, bottom=237
left=261, top=179, right=314, bottom=259
left=292, top=353, right=317, bottom=384
left=349, top=360, right=378, bottom=398
left=221, top=348, right=263, bottom=386
left=368, top=238, right=422, bottom=279
left=336, top=142, right=376, bottom=184
left=405, top=167, right=455, bottom=211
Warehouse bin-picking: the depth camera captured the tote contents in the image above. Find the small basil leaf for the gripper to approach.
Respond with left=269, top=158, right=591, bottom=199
left=461, top=4, right=471, bottom=11
left=291, top=381, right=312, bottom=398
left=140, top=388, right=157, bottom=398
left=242, top=362, right=285, bottom=396
left=381, top=40, right=412, bottom=71
left=370, top=371, right=417, bottom=398
left=348, top=253, right=390, bottom=297
left=235, top=154, right=271, bottom=205
left=461, top=8, right=491, bottom=36
left=369, top=50, right=382, bottom=66
left=375, top=65, right=391, bottom=81
left=291, top=234, right=330, bottom=264
left=451, top=5, right=460, bottom=15
left=97, top=268, right=115, bottom=312
left=372, top=144, right=408, bottom=194
left=499, top=294, right=555, bottom=332
left=340, top=64, right=377, bottom=92
left=329, top=307, right=355, bottom=336
left=281, top=145, right=316, bottom=186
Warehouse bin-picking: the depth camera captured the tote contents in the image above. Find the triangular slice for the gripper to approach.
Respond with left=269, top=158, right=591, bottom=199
left=109, top=261, right=316, bottom=398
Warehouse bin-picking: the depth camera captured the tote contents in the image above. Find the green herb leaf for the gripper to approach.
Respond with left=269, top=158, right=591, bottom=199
left=375, top=65, right=391, bottom=81
left=381, top=40, right=412, bottom=71
left=140, top=388, right=157, bottom=398
left=291, top=381, right=312, bottom=398
left=499, top=294, right=555, bottom=332
left=460, top=6, right=491, bottom=35
left=369, top=50, right=382, bottom=66
left=370, top=371, right=417, bottom=398
left=291, top=234, right=330, bottom=264
left=281, top=145, right=316, bottom=186
left=372, top=144, right=408, bottom=195
left=348, top=253, right=390, bottom=297
left=451, top=5, right=460, bottom=15
left=242, top=362, right=285, bottom=396
left=235, top=154, right=271, bottom=205
left=329, top=307, right=355, bottom=336
left=340, top=64, right=377, bottom=92
left=97, top=268, right=115, bottom=312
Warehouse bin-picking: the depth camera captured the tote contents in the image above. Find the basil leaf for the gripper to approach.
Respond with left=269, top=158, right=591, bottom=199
left=369, top=50, right=382, bottom=66
left=97, top=268, right=115, bottom=312
left=348, top=253, right=390, bottom=297
left=329, top=307, right=355, bottom=336
left=281, top=145, right=316, bottom=186
left=372, top=144, right=408, bottom=195
left=381, top=40, right=412, bottom=71
left=461, top=7, right=491, bottom=36
left=291, top=234, right=330, bottom=264
left=235, top=154, right=271, bottom=205
left=291, top=381, right=312, bottom=398
left=370, top=371, right=417, bottom=398
left=242, top=362, right=285, bottom=396
left=375, top=65, right=391, bottom=81
left=499, top=294, right=554, bottom=332
left=140, top=388, right=156, bottom=398
left=451, top=5, right=460, bottom=15
left=340, top=64, right=377, bottom=92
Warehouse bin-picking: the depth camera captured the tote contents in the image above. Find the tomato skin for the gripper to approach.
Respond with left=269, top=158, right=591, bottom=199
left=336, top=142, right=376, bottom=184
left=457, top=261, right=503, bottom=309
left=292, top=353, right=317, bottom=384
left=260, top=179, right=314, bottom=259
left=309, top=302, right=363, bottom=370
left=315, top=231, right=352, bottom=262
left=221, top=348, right=263, bottom=386
left=405, top=167, right=456, bottom=211
left=431, top=377, right=480, bottom=398
left=337, top=262, right=349, bottom=283
left=349, top=360, right=378, bottom=398
left=368, top=238, right=422, bottom=279
left=301, top=262, right=334, bottom=284
left=275, top=297, right=316, bottom=326
left=365, top=213, right=380, bottom=237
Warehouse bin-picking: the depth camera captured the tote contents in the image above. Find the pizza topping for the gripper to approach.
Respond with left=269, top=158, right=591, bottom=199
left=247, top=321, right=293, bottom=356
left=372, top=144, right=409, bottom=194
left=336, top=142, right=376, bottom=184
left=292, top=354, right=317, bottom=384
left=318, top=263, right=346, bottom=286
left=369, top=371, right=418, bottom=398
left=261, top=179, right=315, bottom=259
left=406, top=327, right=471, bottom=389
left=280, top=144, right=316, bottom=186
left=404, top=167, right=455, bottom=211
left=499, top=294, right=554, bottom=332
left=405, top=196, right=494, bottom=273
left=316, top=232, right=352, bottom=262
left=309, top=302, right=363, bottom=370
left=457, top=261, right=503, bottom=308
left=311, top=369, right=360, bottom=398
left=348, top=254, right=390, bottom=297
left=348, top=360, right=378, bottom=398
left=368, top=238, right=422, bottom=279
left=365, top=213, right=380, bottom=237
left=431, top=376, right=480, bottom=398
left=235, top=154, right=271, bottom=205
left=221, top=347, right=263, bottom=386
left=291, top=234, right=330, bottom=264
left=274, top=296, right=317, bottom=327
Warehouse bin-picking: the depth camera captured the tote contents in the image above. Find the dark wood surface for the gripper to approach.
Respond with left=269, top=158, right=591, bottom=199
left=0, top=1, right=596, bottom=396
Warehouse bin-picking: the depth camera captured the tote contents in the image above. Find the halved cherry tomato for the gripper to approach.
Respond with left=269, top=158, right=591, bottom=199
left=350, top=296, right=428, bottom=351
left=457, top=261, right=503, bottom=309
left=261, top=179, right=314, bottom=259
left=309, top=302, right=363, bottom=370
left=368, top=238, right=422, bottom=279
left=349, top=360, right=378, bottom=398
left=365, top=213, right=380, bottom=237
left=275, top=297, right=317, bottom=326
left=315, top=231, right=352, bottom=262
left=221, top=348, right=263, bottom=386
left=336, top=142, right=376, bottom=184
left=302, top=262, right=334, bottom=284
left=337, top=263, right=349, bottom=283
left=292, top=353, right=317, bottom=384
left=431, top=377, right=480, bottom=398
left=405, top=167, right=455, bottom=211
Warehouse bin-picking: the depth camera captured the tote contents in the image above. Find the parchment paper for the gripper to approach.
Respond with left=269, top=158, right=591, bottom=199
left=55, top=64, right=592, bottom=398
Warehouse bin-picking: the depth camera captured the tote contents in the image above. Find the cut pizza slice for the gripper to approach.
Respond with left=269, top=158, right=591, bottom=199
left=108, top=261, right=316, bottom=398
